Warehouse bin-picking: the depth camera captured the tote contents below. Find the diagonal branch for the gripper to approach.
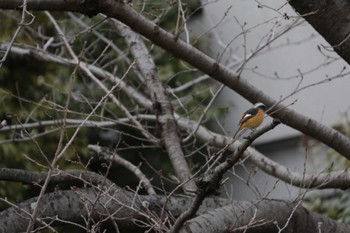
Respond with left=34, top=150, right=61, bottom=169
left=88, top=144, right=156, bottom=195
left=99, top=0, right=350, bottom=158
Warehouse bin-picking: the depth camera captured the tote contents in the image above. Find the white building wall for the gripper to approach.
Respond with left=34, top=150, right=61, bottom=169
left=188, top=0, right=348, bottom=199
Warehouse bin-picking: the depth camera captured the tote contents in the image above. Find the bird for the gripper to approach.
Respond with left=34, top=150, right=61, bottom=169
left=233, top=102, right=267, bottom=139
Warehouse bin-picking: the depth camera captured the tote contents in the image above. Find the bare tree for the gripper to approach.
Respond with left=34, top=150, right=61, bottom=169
left=0, top=0, right=350, bottom=232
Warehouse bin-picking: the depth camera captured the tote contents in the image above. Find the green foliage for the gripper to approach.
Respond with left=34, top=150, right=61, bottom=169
left=0, top=2, right=223, bottom=219
left=305, top=190, right=350, bottom=224
left=303, top=121, right=350, bottom=224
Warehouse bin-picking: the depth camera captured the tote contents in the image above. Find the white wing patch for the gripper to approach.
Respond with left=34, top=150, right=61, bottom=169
left=241, top=113, right=253, bottom=122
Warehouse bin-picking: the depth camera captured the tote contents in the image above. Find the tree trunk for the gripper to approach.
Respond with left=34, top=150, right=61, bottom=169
left=289, top=0, right=350, bottom=64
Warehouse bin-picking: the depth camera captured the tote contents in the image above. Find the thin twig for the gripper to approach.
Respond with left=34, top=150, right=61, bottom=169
left=0, top=0, right=34, bottom=68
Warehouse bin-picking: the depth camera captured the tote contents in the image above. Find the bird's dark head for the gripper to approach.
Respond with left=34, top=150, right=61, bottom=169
left=254, top=102, right=266, bottom=111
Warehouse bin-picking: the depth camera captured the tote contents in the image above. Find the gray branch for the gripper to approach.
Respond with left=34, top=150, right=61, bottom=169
left=176, top=117, right=350, bottom=190
left=113, top=21, right=195, bottom=191
left=0, top=168, right=114, bottom=187
left=180, top=199, right=350, bottom=233
left=0, top=177, right=348, bottom=232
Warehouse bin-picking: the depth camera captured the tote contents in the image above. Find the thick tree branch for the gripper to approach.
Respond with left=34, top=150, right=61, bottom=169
left=0, top=168, right=231, bottom=232
left=0, top=168, right=114, bottom=187
left=1, top=179, right=348, bottom=233
left=0, top=188, right=139, bottom=232
left=180, top=199, right=350, bottom=233
left=114, top=21, right=196, bottom=191
left=289, top=0, right=350, bottom=64
left=0, top=0, right=100, bottom=16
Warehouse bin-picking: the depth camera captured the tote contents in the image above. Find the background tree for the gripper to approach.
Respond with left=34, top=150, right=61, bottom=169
left=0, top=0, right=350, bottom=232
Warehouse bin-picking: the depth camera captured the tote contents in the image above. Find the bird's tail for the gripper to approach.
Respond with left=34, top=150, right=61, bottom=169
left=232, top=127, right=247, bottom=140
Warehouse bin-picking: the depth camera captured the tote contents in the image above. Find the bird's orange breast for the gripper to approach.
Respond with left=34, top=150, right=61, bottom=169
left=240, top=108, right=264, bottom=129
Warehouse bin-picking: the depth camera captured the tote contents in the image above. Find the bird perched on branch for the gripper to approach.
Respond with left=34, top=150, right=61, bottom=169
left=233, top=102, right=266, bottom=139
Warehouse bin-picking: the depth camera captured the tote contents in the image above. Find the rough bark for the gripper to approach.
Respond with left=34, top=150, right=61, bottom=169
left=0, top=188, right=139, bottom=232
left=0, top=184, right=348, bottom=233
left=180, top=199, right=350, bottom=233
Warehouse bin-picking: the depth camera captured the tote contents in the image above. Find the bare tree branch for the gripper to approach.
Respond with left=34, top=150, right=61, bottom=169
left=0, top=168, right=231, bottom=233
left=88, top=144, right=156, bottom=195
left=0, top=0, right=34, bottom=68
left=179, top=199, right=350, bottom=233
left=113, top=21, right=196, bottom=191
left=1, top=109, right=350, bottom=191
left=1, top=179, right=348, bottom=233
left=0, top=168, right=115, bottom=187
left=2, top=114, right=350, bottom=190
left=169, top=120, right=280, bottom=233
left=176, top=117, right=350, bottom=190
left=0, top=188, right=137, bottom=232
left=0, top=43, right=153, bottom=109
